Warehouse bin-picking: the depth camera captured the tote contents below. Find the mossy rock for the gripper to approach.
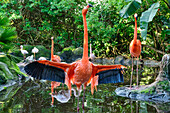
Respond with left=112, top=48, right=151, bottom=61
left=61, top=46, right=75, bottom=54
left=59, top=49, right=74, bottom=63
left=34, top=45, right=50, bottom=60
left=73, top=47, right=83, bottom=56
left=59, top=46, right=83, bottom=63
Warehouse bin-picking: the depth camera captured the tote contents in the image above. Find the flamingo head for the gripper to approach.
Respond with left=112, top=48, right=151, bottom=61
left=82, top=4, right=93, bottom=15
left=134, top=13, right=138, bottom=19
left=51, top=37, right=54, bottom=40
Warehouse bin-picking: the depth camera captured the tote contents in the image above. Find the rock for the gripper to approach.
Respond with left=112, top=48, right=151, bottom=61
left=59, top=46, right=83, bottom=63
left=115, top=54, right=170, bottom=103
left=60, top=50, right=74, bottom=63
left=73, top=47, right=83, bottom=56
left=102, top=58, right=114, bottom=65
left=114, top=56, right=125, bottom=65
left=160, top=54, right=170, bottom=80
left=144, top=60, right=160, bottom=67
left=124, top=59, right=132, bottom=66
left=115, top=86, right=170, bottom=103
left=94, top=58, right=103, bottom=64
left=17, top=62, right=27, bottom=73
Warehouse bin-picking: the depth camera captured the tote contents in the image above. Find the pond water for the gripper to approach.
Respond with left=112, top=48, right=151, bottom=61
left=0, top=65, right=169, bottom=113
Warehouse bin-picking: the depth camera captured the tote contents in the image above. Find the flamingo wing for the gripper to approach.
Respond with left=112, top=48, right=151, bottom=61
left=24, top=60, right=71, bottom=83
left=93, top=65, right=125, bottom=84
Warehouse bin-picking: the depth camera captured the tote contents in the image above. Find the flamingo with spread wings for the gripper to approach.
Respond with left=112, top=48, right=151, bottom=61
left=24, top=4, right=125, bottom=112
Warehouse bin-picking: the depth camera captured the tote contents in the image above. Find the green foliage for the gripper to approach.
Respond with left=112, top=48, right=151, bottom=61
left=140, top=2, right=160, bottom=40
left=0, top=13, right=17, bottom=53
left=119, top=0, right=169, bottom=60
left=0, top=0, right=169, bottom=60
left=120, top=0, right=141, bottom=18
left=0, top=13, right=26, bottom=83
left=157, top=81, right=169, bottom=91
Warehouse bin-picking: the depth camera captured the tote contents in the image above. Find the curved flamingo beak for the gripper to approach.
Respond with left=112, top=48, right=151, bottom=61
left=88, top=4, right=93, bottom=7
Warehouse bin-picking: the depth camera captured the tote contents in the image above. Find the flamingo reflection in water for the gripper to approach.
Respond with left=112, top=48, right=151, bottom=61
left=50, top=88, right=82, bottom=103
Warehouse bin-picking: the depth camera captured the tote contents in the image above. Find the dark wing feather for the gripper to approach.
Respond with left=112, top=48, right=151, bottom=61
left=96, top=68, right=124, bottom=84
left=24, top=61, right=65, bottom=83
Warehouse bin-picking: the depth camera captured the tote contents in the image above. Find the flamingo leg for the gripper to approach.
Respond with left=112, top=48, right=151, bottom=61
left=34, top=53, right=35, bottom=60
left=82, top=88, right=86, bottom=113
left=51, top=82, right=54, bottom=105
left=136, top=57, right=139, bottom=88
left=77, top=89, right=80, bottom=113
left=130, top=56, right=133, bottom=88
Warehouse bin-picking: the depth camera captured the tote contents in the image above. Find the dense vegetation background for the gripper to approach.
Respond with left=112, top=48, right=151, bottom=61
left=0, top=0, right=169, bottom=60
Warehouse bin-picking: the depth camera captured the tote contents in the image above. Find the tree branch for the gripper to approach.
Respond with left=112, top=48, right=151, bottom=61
left=142, top=44, right=167, bottom=55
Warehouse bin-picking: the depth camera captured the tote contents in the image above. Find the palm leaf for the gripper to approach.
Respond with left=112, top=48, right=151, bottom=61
left=0, top=16, right=9, bottom=26
left=140, top=2, right=160, bottom=40
left=119, top=0, right=141, bottom=18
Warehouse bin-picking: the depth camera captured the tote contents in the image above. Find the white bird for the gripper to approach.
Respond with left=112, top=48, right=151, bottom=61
left=38, top=57, right=46, bottom=60
left=32, top=47, right=39, bottom=60
left=20, top=45, right=28, bottom=59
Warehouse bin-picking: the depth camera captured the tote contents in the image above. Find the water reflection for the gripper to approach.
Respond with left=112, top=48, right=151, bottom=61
left=51, top=88, right=81, bottom=103
left=0, top=66, right=169, bottom=113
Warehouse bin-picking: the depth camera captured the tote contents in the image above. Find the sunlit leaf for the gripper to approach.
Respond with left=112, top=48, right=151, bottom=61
left=119, top=0, right=141, bottom=18
left=140, top=2, right=160, bottom=40
left=125, top=0, right=142, bottom=3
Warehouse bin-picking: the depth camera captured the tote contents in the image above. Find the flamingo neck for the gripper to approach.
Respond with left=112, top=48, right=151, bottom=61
left=51, top=39, right=54, bottom=59
left=71, top=88, right=81, bottom=97
left=82, top=13, right=89, bottom=60
left=90, top=44, right=92, bottom=54
left=134, top=17, right=137, bottom=43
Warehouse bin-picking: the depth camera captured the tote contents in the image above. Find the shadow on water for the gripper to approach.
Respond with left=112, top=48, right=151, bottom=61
left=0, top=65, right=169, bottom=113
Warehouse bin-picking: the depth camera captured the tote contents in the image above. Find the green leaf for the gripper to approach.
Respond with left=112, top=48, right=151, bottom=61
left=140, top=2, right=160, bottom=40
left=0, top=27, right=5, bottom=36
left=140, top=22, right=148, bottom=40
left=0, top=61, right=14, bottom=79
left=119, top=0, right=141, bottom=18
left=125, top=0, right=142, bottom=3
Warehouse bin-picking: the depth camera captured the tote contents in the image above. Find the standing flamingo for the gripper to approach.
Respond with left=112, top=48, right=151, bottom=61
left=24, top=4, right=125, bottom=112
left=32, top=47, right=39, bottom=60
left=50, top=36, right=62, bottom=105
left=129, top=13, right=141, bottom=89
left=20, top=45, right=28, bottom=59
